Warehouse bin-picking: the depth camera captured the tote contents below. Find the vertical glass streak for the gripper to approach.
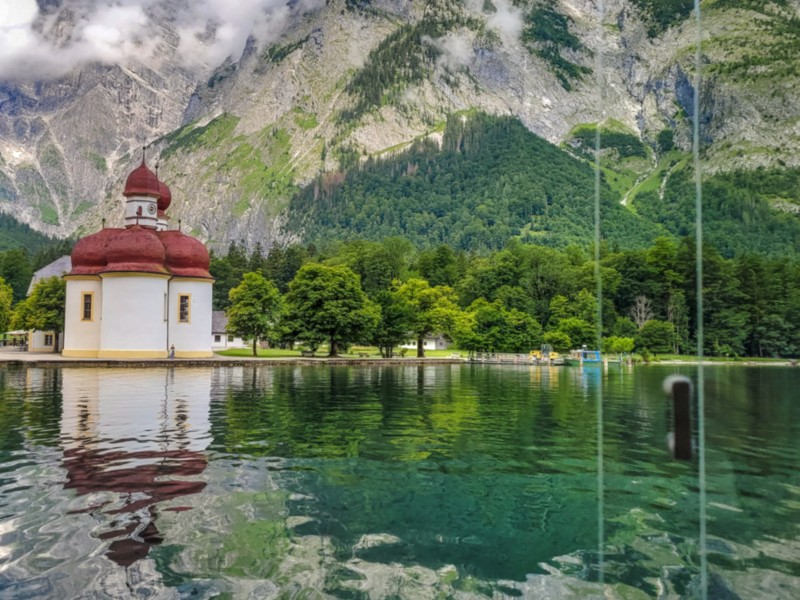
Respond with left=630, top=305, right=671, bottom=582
left=693, top=1, right=708, bottom=598
left=594, top=0, right=605, bottom=587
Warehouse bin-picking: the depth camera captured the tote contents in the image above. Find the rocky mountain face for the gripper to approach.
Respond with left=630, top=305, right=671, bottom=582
left=1, top=0, right=798, bottom=248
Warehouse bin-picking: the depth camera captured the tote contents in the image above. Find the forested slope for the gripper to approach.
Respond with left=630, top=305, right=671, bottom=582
left=288, top=114, right=666, bottom=251
left=287, top=113, right=800, bottom=255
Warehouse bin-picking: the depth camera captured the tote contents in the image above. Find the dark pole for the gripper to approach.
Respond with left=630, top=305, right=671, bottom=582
left=664, top=375, right=693, bottom=460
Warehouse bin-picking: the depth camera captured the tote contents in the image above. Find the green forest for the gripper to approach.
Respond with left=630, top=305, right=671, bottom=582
left=0, top=213, right=61, bottom=254
left=210, top=236, right=800, bottom=359
left=0, top=217, right=72, bottom=304
left=288, top=113, right=800, bottom=257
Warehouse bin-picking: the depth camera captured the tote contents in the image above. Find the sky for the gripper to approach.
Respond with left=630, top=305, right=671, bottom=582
left=0, top=0, right=324, bottom=81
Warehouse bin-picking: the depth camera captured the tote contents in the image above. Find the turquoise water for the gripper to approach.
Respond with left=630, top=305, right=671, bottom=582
left=0, top=364, right=797, bottom=598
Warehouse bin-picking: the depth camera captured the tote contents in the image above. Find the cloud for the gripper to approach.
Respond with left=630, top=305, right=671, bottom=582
left=463, top=0, right=524, bottom=41
left=423, top=33, right=474, bottom=70
left=0, top=0, right=324, bottom=81
left=486, top=0, right=524, bottom=40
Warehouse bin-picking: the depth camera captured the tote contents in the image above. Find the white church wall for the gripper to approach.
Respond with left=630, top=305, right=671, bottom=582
left=168, top=280, right=213, bottom=358
left=63, top=278, right=103, bottom=357
left=98, top=274, right=170, bottom=358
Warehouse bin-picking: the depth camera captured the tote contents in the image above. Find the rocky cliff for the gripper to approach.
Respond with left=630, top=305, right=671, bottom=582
left=1, top=0, right=798, bottom=248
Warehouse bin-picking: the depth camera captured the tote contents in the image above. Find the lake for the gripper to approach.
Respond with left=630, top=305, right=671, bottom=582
left=0, top=364, right=797, bottom=598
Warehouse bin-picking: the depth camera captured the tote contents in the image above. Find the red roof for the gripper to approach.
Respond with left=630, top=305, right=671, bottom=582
left=157, top=180, right=172, bottom=211
left=69, top=226, right=212, bottom=278
left=101, top=226, right=169, bottom=275
left=123, top=160, right=161, bottom=198
left=69, top=228, right=122, bottom=275
left=159, top=230, right=211, bottom=278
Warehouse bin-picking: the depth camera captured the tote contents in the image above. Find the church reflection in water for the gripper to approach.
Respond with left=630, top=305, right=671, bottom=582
left=58, top=367, right=213, bottom=567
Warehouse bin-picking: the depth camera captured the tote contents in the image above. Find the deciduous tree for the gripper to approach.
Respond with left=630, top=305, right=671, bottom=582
left=12, top=276, right=66, bottom=349
left=0, top=277, right=13, bottom=334
left=370, top=290, right=414, bottom=358
left=226, top=272, right=283, bottom=356
left=636, top=319, right=675, bottom=355
left=394, top=278, right=461, bottom=357
left=284, top=264, right=378, bottom=357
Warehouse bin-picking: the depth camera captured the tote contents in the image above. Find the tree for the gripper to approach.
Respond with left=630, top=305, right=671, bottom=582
left=0, top=277, right=13, bottom=334
left=611, top=316, right=638, bottom=339
left=630, top=295, right=654, bottom=328
left=636, top=319, right=675, bottom=355
left=416, top=244, right=462, bottom=287
left=12, top=276, right=66, bottom=350
left=325, top=240, right=403, bottom=296
left=547, top=294, right=570, bottom=327
left=209, top=241, right=248, bottom=311
left=603, top=336, right=634, bottom=356
left=460, top=299, right=543, bottom=353
left=262, top=243, right=314, bottom=293
left=556, top=317, right=596, bottom=349
left=0, top=248, right=33, bottom=303
left=543, top=330, right=571, bottom=353
left=370, top=290, right=415, bottom=358
left=226, top=272, right=283, bottom=356
left=284, top=264, right=378, bottom=357
left=394, top=278, right=461, bottom=357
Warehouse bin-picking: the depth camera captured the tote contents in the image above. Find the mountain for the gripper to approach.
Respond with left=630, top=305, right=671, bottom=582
left=1, top=0, right=799, bottom=253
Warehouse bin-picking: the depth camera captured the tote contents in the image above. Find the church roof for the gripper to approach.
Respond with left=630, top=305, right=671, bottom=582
left=67, top=159, right=211, bottom=279
left=28, top=255, right=72, bottom=295
left=123, top=158, right=161, bottom=198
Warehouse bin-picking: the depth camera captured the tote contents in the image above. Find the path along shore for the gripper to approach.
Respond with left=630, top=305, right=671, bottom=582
left=0, top=347, right=464, bottom=368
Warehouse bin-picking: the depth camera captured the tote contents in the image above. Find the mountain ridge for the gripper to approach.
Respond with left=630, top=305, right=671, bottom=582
left=1, top=0, right=798, bottom=252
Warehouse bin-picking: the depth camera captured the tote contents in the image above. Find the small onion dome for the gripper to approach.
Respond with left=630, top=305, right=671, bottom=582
left=68, top=228, right=121, bottom=275
left=159, top=230, right=212, bottom=278
left=101, top=225, right=168, bottom=275
left=157, top=180, right=172, bottom=211
left=123, top=160, right=161, bottom=198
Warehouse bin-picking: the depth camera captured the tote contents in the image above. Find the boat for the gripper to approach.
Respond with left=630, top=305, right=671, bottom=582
left=564, top=348, right=603, bottom=366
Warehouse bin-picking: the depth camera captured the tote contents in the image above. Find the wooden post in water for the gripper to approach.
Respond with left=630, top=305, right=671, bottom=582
left=664, top=375, right=693, bottom=460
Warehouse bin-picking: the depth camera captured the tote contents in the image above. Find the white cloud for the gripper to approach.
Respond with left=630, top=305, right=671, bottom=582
left=424, top=33, right=474, bottom=70
left=463, top=0, right=524, bottom=41
left=0, top=0, right=324, bottom=81
left=486, top=0, right=524, bottom=40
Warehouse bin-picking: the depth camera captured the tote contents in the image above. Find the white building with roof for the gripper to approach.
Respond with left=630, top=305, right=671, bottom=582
left=24, top=255, right=72, bottom=352
left=62, top=156, right=214, bottom=359
left=211, top=311, right=248, bottom=350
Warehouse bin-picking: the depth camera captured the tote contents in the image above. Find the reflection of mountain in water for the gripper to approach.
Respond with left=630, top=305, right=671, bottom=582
left=59, top=368, right=213, bottom=567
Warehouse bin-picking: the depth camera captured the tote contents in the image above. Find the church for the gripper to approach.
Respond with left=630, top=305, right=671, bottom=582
left=62, top=157, right=213, bottom=358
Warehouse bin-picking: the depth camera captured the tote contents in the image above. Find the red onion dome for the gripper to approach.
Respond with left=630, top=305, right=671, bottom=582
left=157, top=180, right=172, bottom=211
left=159, top=230, right=212, bottom=278
left=123, top=160, right=161, bottom=198
left=68, top=228, right=121, bottom=276
left=101, top=226, right=168, bottom=275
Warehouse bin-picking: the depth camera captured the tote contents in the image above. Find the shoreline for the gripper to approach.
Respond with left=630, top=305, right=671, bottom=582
left=0, top=349, right=465, bottom=368
left=0, top=351, right=796, bottom=369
